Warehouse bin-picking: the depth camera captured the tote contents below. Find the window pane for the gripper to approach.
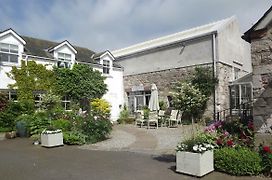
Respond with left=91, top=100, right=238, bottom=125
left=10, top=44, right=18, bottom=51
left=58, top=53, right=65, bottom=59
left=0, top=53, right=9, bottom=62
left=10, top=49, right=18, bottom=54
left=0, top=43, right=9, bottom=52
left=9, top=54, right=18, bottom=63
left=65, top=53, right=71, bottom=60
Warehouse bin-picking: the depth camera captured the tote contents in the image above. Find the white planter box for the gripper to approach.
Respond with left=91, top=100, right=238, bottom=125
left=41, top=132, right=63, bottom=147
left=176, top=150, right=214, bottom=177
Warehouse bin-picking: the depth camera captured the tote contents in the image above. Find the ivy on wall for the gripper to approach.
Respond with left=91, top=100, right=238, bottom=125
left=53, top=64, right=107, bottom=103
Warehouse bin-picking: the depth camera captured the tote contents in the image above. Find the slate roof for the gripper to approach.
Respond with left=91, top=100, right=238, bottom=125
left=22, top=36, right=96, bottom=63
left=112, top=16, right=236, bottom=58
left=0, top=29, right=122, bottom=68
left=243, top=5, right=272, bottom=42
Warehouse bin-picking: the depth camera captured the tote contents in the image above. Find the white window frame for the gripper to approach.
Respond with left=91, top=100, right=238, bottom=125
left=57, top=52, right=72, bottom=68
left=102, top=60, right=110, bottom=74
left=0, top=43, right=19, bottom=63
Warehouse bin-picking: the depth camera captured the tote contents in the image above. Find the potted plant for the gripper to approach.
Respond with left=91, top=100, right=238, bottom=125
left=176, top=133, right=215, bottom=177
left=41, top=128, right=63, bottom=147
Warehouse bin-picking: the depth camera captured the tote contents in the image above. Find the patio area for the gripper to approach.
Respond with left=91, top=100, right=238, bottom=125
left=80, top=124, right=204, bottom=155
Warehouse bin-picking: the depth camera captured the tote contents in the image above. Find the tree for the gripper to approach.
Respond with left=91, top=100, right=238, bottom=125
left=53, top=64, right=107, bottom=109
left=191, top=66, right=218, bottom=97
left=171, top=82, right=207, bottom=136
left=7, top=60, right=56, bottom=103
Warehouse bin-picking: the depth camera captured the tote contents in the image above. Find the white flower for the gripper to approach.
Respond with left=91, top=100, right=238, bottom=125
left=193, top=145, right=198, bottom=151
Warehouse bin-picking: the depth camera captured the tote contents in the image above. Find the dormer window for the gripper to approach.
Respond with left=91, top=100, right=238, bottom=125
left=103, top=60, right=110, bottom=74
left=57, top=52, right=71, bottom=68
left=0, top=43, right=19, bottom=63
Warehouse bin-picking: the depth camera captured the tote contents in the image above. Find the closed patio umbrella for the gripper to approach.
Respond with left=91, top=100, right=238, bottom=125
left=148, top=84, right=160, bottom=111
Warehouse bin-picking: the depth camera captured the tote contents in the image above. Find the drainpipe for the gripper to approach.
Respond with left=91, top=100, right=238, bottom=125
left=212, top=33, right=217, bottom=120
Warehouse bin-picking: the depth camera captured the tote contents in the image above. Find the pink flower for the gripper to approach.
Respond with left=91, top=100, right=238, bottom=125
left=223, top=131, right=229, bottom=137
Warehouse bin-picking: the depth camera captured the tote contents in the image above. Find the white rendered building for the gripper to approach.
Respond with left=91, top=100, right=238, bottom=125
left=0, top=29, right=124, bottom=121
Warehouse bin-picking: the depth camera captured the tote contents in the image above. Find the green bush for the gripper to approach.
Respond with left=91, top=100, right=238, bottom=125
left=0, top=100, right=35, bottom=130
left=214, top=147, right=263, bottom=176
left=0, top=92, right=8, bottom=112
left=82, top=115, right=112, bottom=143
left=118, top=107, right=135, bottom=124
left=28, top=112, right=50, bottom=136
left=51, top=119, right=72, bottom=131
left=63, top=131, right=86, bottom=145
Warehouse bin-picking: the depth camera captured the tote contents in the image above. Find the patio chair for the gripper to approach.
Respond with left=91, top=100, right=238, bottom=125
left=147, top=111, right=159, bottom=129
left=158, top=110, right=166, bottom=126
left=135, top=110, right=145, bottom=128
left=168, top=110, right=181, bottom=127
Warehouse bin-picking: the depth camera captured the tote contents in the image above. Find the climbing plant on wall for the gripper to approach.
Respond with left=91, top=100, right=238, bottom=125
left=7, top=60, right=56, bottom=103
left=53, top=64, right=107, bottom=109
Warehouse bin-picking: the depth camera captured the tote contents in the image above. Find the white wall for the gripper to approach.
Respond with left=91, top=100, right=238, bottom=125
left=117, top=36, right=213, bottom=76
left=217, top=18, right=252, bottom=74
left=95, top=53, right=124, bottom=121
left=0, top=33, right=24, bottom=89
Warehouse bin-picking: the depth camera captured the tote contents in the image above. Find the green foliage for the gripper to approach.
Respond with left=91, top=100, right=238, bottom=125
left=0, top=92, right=8, bottom=112
left=214, top=147, right=263, bottom=176
left=63, top=131, right=86, bottom=145
left=172, top=82, right=207, bottom=118
left=53, top=64, right=107, bottom=104
left=38, top=92, right=61, bottom=112
left=118, top=106, right=134, bottom=124
left=259, top=145, right=272, bottom=176
left=27, top=112, right=50, bottom=136
left=0, top=101, right=34, bottom=130
left=176, top=132, right=216, bottom=153
left=90, top=98, right=111, bottom=120
left=159, top=100, right=167, bottom=110
left=51, top=119, right=72, bottom=131
left=142, top=106, right=150, bottom=119
left=191, top=66, right=218, bottom=97
left=7, top=60, right=55, bottom=102
left=81, top=115, right=112, bottom=143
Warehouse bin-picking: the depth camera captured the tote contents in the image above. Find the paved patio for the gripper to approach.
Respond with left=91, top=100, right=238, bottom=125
left=0, top=138, right=264, bottom=180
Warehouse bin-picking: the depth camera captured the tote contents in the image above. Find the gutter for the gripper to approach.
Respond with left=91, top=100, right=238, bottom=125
left=212, top=33, right=217, bottom=120
left=115, top=31, right=218, bottom=60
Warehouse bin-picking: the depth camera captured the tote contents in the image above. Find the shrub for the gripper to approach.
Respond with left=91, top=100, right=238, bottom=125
left=0, top=92, right=8, bottom=112
left=51, top=119, right=72, bottom=131
left=90, top=98, right=111, bottom=120
left=159, top=101, right=167, bottom=110
left=81, top=115, right=112, bottom=143
left=63, top=131, right=86, bottom=145
left=28, top=112, right=50, bottom=136
left=259, top=145, right=272, bottom=176
left=118, top=106, right=135, bottom=124
left=214, top=147, right=263, bottom=176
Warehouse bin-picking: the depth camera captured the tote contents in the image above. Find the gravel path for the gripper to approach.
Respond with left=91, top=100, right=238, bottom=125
left=81, top=124, right=203, bottom=155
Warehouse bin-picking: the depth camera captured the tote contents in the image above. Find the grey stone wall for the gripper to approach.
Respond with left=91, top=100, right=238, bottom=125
left=216, top=62, right=233, bottom=112
left=123, top=63, right=234, bottom=120
left=252, top=25, right=272, bottom=145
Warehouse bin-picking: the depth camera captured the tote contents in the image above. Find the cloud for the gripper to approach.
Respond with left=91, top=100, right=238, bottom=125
left=0, top=0, right=271, bottom=52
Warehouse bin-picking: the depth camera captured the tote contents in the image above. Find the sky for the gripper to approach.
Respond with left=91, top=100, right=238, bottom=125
left=0, top=0, right=271, bottom=52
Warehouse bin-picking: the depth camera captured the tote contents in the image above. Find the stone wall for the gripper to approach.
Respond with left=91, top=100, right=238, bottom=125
left=252, top=25, right=272, bottom=145
left=123, top=63, right=233, bottom=119
left=216, top=62, right=234, bottom=112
